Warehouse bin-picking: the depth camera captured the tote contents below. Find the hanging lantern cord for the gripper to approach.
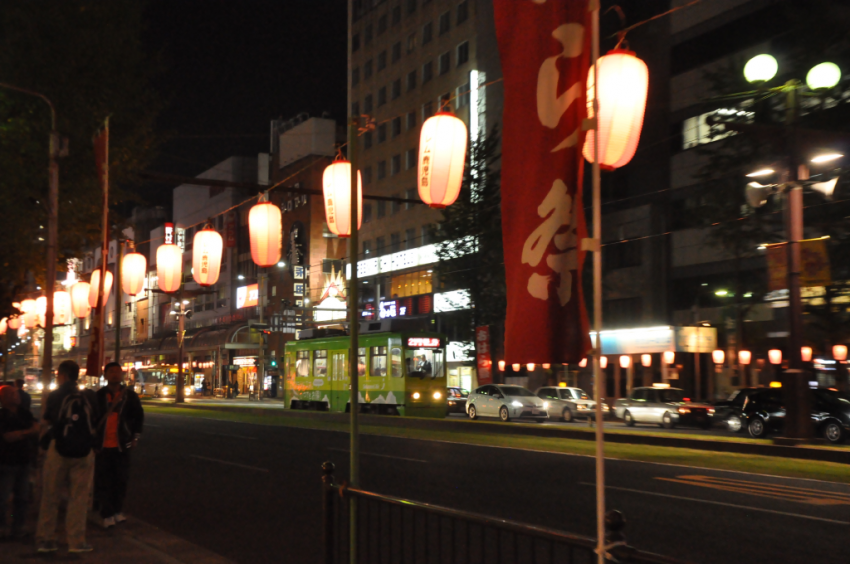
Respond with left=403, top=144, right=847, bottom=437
left=126, top=239, right=135, bottom=252
left=204, top=218, right=215, bottom=230
left=606, top=0, right=702, bottom=47
left=439, top=96, right=454, bottom=114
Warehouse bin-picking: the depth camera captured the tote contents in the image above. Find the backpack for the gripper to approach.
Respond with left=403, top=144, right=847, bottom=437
left=53, top=392, right=95, bottom=458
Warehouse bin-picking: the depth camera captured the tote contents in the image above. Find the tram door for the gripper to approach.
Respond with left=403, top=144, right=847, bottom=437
left=331, top=352, right=349, bottom=412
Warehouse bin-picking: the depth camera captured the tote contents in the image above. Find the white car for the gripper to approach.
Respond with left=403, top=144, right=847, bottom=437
left=466, top=384, right=549, bottom=422
left=536, top=386, right=609, bottom=422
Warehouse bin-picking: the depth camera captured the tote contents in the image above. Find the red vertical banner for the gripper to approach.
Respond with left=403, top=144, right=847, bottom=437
left=475, top=326, right=492, bottom=385
left=494, top=1, right=592, bottom=364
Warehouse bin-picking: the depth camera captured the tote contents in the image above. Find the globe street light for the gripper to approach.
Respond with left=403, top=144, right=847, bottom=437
left=806, top=62, right=841, bottom=90
left=744, top=54, right=778, bottom=84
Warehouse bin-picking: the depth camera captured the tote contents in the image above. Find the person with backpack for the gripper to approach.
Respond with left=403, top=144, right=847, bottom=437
left=0, top=384, right=39, bottom=540
left=94, top=362, right=143, bottom=529
left=35, top=360, right=99, bottom=554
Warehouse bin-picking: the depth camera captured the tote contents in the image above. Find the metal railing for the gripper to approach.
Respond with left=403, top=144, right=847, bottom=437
left=321, top=462, right=689, bottom=564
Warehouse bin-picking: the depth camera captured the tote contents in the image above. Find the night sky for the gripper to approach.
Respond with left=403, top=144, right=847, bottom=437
left=140, top=0, right=348, bottom=208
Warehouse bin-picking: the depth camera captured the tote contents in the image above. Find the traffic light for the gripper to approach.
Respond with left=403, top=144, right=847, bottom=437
left=270, top=359, right=277, bottom=367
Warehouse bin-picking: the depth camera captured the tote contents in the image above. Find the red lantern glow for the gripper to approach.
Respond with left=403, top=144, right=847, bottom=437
left=89, top=270, right=113, bottom=308
left=7, top=317, right=21, bottom=330
left=663, top=351, right=675, bottom=365
left=768, top=349, right=783, bottom=365
left=833, top=344, right=847, bottom=362
left=0, top=318, right=6, bottom=335
left=156, top=244, right=183, bottom=293
left=527, top=363, right=536, bottom=371
left=249, top=201, right=282, bottom=267
left=512, top=363, right=520, bottom=372
left=583, top=50, right=648, bottom=170
left=579, top=358, right=588, bottom=368
left=192, top=227, right=223, bottom=286
left=600, top=356, right=608, bottom=369
left=498, top=360, right=506, bottom=371
left=619, top=355, right=631, bottom=369
left=322, top=160, right=362, bottom=237
left=542, top=363, right=551, bottom=370
left=712, top=350, right=725, bottom=365
left=418, top=112, right=467, bottom=208
left=53, top=291, right=71, bottom=325
left=641, top=354, right=652, bottom=367
left=801, top=346, right=813, bottom=363
left=738, top=350, right=752, bottom=365
left=122, top=252, right=147, bottom=296
left=71, top=282, right=91, bottom=319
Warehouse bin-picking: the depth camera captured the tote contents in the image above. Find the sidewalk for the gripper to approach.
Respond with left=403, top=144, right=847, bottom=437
left=146, top=396, right=286, bottom=409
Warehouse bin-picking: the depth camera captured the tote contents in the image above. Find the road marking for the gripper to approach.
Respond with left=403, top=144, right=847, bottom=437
left=201, top=431, right=259, bottom=440
left=578, top=482, right=850, bottom=526
left=327, top=447, right=427, bottom=464
left=656, top=474, right=850, bottom=506
left=188, top=454, right=269, bottom=473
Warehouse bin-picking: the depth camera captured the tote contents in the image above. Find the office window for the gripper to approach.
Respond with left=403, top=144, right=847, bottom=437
left=457, top=41, right=469, bottom=66
left=439, top=11, right=450, bottom=35
left=456, top=82, right=470, bottom=108
left=364, top=59, right=373, bottom=79
left=365, top=24, right=373, bottom=45
left=364, top=94, right=373, bottom=113
left=422, top=61, right=433, bottom=83
left=405, top=188, right=417, bottom=210
left=392, top=79, right=401, bottom=100
left=392, top=117, right=401, bottom=137
left=405, top=148, right=416, bottom=170
left=352, top=34, right=361, bottom=52
left=378, top=123, right=387, bottom=143
left=363, top=239, right=373, bottom=256
left=352, top=67, right=360, bottom=87
left=392, top=42, right=401, bottom=63
left=363, top=204, right=373, bottom=223
left=378, top=161, right=387, bottom=180
left=378, top=51, right=387, bottom=71
left=376, top=236, right=386, bottom=256
left=407, top=111, right=417, bottom=130
left=363, top=166, right=373, bottom=185
left=378, top=14, right=387, bottom=35
left=421, top=225, right=432, bottom=245
left=457, top=0, right=469, bottom=24
left=378, top=86, right=387, bottom=106
left=604, top=240, right=642, bottom=271
left=407, top=33, right=416, bottom=53
left=351, top=101, right=360, bottom=117
left=390, top=192, right=400, bottom=214
left=391, top=155, right=401, bottom=176
left=390, top=232, right=401, bottom=253
left=405, top=228, right=416, bottom=249
left=422, top=22, right=433, bottom=44
left=364, top=131, right=373, bottom=149
left=439, top=52, right=450, bottom=75
left=406, top=0, right=416, bottom=14
left=392, top=5, right=401, bottom=25
left=406, top=70, right=417, bottom=91
left=422, top=101, right=434, bottom=120
left=377, top=199, right=387, bottom=218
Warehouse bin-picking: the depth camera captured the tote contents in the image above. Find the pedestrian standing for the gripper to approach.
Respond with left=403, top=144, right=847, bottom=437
left=36, top=360, right=100, bottom=554
left=14, top=379, right=31, bottom=412
left=94, top=362, right=144, bottom=529
left=0, top=385, right=39, bottom=540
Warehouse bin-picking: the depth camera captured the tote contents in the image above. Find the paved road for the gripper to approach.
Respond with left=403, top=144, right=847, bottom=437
left=125, top=410, right=848, bottom=564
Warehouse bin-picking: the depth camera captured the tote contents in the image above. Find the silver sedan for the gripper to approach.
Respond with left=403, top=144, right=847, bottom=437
left=467, top=384, right=549, bottom=422
left=536, top=386, right=609, bottom=422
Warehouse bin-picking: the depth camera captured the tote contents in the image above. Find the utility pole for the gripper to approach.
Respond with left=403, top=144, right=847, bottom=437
left=176, top=301, right=186, bottom=404
left=114, top=237, right=123, bottom=365
left=348, top=115, right=360, bottom=564
left=257, top=271, right=266, bottom=401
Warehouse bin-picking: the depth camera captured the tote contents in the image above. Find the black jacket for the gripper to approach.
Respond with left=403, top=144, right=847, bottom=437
left=95, top=385, right=144, bottom=451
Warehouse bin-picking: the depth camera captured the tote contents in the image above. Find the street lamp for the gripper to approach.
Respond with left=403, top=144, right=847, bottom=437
left=743, top=54, right=778, bottom=84
left=806, top=62, right=841, bottom=90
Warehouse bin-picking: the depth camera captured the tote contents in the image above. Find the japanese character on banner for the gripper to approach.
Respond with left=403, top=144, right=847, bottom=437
left=537, top=23, right=584, bottom=152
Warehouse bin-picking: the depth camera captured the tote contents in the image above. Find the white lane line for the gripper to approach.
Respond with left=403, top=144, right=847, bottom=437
left=327, top=447, right=428, bottom=464
left=578, top=482, right=850, bottom=526
left=201, top=431, right=259, bottom=440
left=188, top=454, right=269, bottom=473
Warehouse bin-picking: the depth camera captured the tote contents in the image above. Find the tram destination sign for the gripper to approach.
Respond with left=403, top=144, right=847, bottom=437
left=407, top=337, right=441, bottom=348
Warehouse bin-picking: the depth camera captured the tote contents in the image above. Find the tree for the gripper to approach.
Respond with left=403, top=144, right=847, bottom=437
left=434, top=127, right=505, bottom=352
left=0, top=1, right=162, bottom=317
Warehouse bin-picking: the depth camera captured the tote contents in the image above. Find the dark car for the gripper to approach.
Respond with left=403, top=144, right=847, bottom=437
left=712, top=387, right=763, bottom=432
left=739, top=388, right=850, bottom=443
left=446, top=387, right=468, bottom=415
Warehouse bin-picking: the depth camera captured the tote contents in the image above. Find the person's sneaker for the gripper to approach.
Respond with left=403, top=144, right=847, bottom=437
left=69, top=543, right=94, bottom=553
left=103, top=516, right=116, bottom=529
left=36, top=540, right=58, bottom=553
left=114, top=513, right=127, bottom=523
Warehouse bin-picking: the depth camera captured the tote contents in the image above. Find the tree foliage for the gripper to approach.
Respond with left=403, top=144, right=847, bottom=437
left=0, top=1, right=162, bottom=316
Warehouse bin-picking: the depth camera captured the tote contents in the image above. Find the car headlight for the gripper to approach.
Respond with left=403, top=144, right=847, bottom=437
left=577, top=404, right=588, bottom=411
left=412, top=392, right=421, bottom=400
left=433, top=391, right=442, bottom=400
left=163, top=387, right=169, bottom=394
left=602, top=404, right=610, bottom=411
left=708, top=408, right=715, bottom=414
left=78, top=384, right=85, bottom=391
left=542, top=402, right=549, bottom=410
left=448, top=400, right=456, bottom=406
left=49, top=382, right=57, bottom=390
left=678, top=407, right=691, bottom=414
left=511, top=400, right=523, bottom=408
left=37, top=383, right=44, bottom=391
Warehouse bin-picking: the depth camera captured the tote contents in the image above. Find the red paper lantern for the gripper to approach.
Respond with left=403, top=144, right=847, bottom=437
left=192, top=227, right=223, bottom=286
left=527, top=363, right=536, bottom=371
left=89, top=270, right=113, bottom=308
left=322, top=160, right=362, bottom=237
left=712, top=350, right=725, bottom=365
left=801, top=346, right=813, bottom=363
left=600, top=356, right=608, bottom=369
left=579, top=358, right=588, bottom=368
left=156, top=244, right=183, bottom=293
left=738, top=350, right=752, bottom=365
left=71, top=282, right=91, bottom=319
left=641, top=354, right=652, bottom=367
left=833, top=344, right=847, bottom=362
left=512, top=363, right=520, bottom=372
left=122, top=252, right=147, bottom=296
left=7, top=316, right=21, bottom=330
left=249, top=201, right=282, bottom=267
left=542, top=363, right=551, bottom=370
left=53, top=291, right=71, bottom=325
left=663, top=351, right=675, bottom=365
left=498, top=360, right=505, bottom=371
left=20, top=299, right=37, bottom=329
left=619, top=355, right=631, bottom=369
left=418, top=112, right=467, bottom=209
left=583, top=50, right=648, bottom=170
left=768, top=349, right=782, bottom=365
left=0, top=317, right=6, bottom=335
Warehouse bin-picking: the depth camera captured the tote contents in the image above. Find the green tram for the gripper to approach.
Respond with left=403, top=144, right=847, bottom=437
left=284, top=328, right=447, bottom=417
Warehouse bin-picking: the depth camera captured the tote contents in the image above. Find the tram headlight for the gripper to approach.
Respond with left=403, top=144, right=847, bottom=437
left=162, top=386, right=169, bottom=395
left=412, top=392, right=421, bottom=400
left=433, top=391, right=442, bottom=400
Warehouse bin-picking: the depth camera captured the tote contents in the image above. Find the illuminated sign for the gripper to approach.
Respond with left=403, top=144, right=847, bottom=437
left=379, top=301, right=398, bottom=319
left=236, top=284, right=259, bottom=309
left=176, top=227, right=186, bottom=251
left=407, top=337, right=441, bottom=348
left=234, top=357, right=257, bottom=367
left=164, top=222, right=174, bottom=244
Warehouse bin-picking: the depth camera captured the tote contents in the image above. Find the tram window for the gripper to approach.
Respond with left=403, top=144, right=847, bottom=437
left=405, top=348, right=444, bottom=379
left=296, top=350, right=310, bottom=377
left=314, top=350, right=328, bottom=378
left=357, top=348, right=366, bottom=377
left=391, top=348, right=402, bottom=377
left=371, top=346, right=388, bottom=376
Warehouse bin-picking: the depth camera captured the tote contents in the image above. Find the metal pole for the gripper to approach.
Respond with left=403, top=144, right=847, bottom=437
left=176, top=302, right=185, bottom=404
left=589, top=4, right=606, bottom=564
left=258, top=270, right=265, bottom=401
left=348, top=116, right=360, bottom=564
left=95, top=120, right=110, bottom=383
left=115, top=238, right=123, bottom=365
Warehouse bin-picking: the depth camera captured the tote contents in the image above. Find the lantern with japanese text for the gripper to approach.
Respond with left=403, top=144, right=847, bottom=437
left=53, top=291, right=71, bottom=325
left=122, top=251, right=147, bottom=296
left=71, top=282, right=91, bottom=319
left=156, top=244, right=183, bottom=293
left=641, top=354, right=652, bottom=367
left=833, top=344, right=847, bottom=362
left=738, top=350, right=752, bottom=365
left=418, top=112, right=467, bottom=208
left=249, top=200, right=282, bottom=267
left=193, top=226, right=223, bottom=286
left=322, top=159, right=363, bottom=237
left=583, top=50, right=648, bottom=170
left=768, top=349, right=783, bottom=365
left=88, top=270, right=113, bottom=308
left=712, top=350, right=725, bottom=365
left=801, top=346, right=813, bottom=363
left=663, top=351, right=675, bottom=365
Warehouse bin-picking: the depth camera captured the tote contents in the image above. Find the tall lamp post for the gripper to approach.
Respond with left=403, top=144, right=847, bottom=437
left=0, top=82, right=62, bottom=398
